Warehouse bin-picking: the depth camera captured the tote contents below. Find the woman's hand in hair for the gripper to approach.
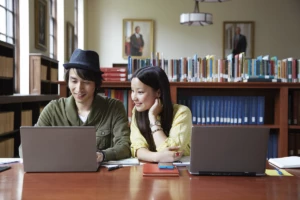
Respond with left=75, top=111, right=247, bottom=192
left=156, top=146, right=183, bottom=162
left=148, top=98, right=163, bottom=123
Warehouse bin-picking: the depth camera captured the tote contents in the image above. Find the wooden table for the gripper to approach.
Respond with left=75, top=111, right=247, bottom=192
left=0, top=163, right=299, bottom=200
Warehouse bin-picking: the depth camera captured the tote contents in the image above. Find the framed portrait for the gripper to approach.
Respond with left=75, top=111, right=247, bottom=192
left=35, top=0, right=47, bottom=51
left=123, top=19, right=154, bottom=59
left=223, top=21, right=255, bottom=59
left=66, top=22, right=75, bottom=61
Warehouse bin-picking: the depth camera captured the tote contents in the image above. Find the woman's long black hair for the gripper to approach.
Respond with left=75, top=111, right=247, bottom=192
left=132, top=66, right=173, bottom=151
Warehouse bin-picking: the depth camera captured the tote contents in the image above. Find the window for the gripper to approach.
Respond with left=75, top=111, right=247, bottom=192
left=0, top=0, right=15, bottom=44
left=74, top=0, right=78, bottom=49
left=49, top=0, right=57, bottom=59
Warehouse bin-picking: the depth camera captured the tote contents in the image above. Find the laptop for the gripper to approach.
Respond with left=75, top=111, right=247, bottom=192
left=187, top=126, right=269, bottom=176
left=20, top=126, right=100, bottom=172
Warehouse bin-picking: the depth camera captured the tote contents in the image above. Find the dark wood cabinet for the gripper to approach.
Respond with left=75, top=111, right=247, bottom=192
left=29, top=54, right=59, bottom=95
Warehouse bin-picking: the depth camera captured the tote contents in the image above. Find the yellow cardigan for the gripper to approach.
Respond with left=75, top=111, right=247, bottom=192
left=130, top=104, right=192, bottom=157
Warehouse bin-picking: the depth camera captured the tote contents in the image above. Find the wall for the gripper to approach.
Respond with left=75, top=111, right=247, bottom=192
left=86, top=0, right=300, bottom=67
left=29, top=0, right=50, bottom=55
left=22, top=0, right=76, bottom=93
left=57, top=0, right=75, bottom=80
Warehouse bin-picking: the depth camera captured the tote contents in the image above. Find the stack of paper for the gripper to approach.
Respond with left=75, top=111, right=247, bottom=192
left=102, top=157, right=140, bottom=166
left=268, top=156, right=300, bottom=168
left=0, top=158, right=22, bottom=164
left=173, top=156, right=190, bottom=167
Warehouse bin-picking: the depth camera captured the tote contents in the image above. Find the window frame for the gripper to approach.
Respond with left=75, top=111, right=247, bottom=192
left=74, top=0, right=78, bottom=49
left=49, top=0, right=57, bottom=59
left=0, top=0, right=15, bottom=44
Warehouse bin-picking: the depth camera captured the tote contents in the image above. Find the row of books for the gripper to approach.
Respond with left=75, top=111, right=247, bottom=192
left=0, top=110, right=34, bottom=136
left=126, top=53, right=300, bottom=83
left=40, top=65, right=58, bottom=82
left=21, top=110, right=33, bottom=126
left=289, top=133, right=300, bottom=156
left=99, top=90, right=266, bottom=126
left=0, top=112, right=14, bottom=135
left=101, top=67, right=127, bottom=82
left=0, top=56, right=13, bottom=78
left=288, top=91, right=300, bottom=125
left=267, top=131, right=278, bottom=159
left=0, top=138, right=14, bottom=158
left=178, top=96, right=265, bottom=125
left=100, top=89, right=133, bottom=123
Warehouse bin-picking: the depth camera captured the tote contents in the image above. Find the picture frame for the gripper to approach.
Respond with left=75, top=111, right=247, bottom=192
left=223, top=21, right=255, bottom=59
left=35, top=0, right=47, bottom=51
left=66, top=22, right=75, bottom=61
left=123, top=19, right=154, bottom=59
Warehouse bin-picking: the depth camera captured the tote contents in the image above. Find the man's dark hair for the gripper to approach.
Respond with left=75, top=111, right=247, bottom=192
left=64, top=68, right=104, bottom=96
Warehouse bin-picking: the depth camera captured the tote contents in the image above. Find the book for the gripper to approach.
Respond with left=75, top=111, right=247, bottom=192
left=173, top=156, right=190, bottom=167
left=143, top=163, right=179, bottom=177
left=102, top=157, right=139, bottom=166
left=268, top=156, right=300, bottom=168
left=101, top=67, right=127, bottom=73
left=103, top=73, right=127, bottom=78
left=103, top=77, right=127, bottom=81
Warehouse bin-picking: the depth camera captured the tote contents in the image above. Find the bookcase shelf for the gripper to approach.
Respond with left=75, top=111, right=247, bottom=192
left=193, top=124, right=280, bottom=129
left=0, top=41, right=14, bottom=95
left=289, top=125, right=300, bottom=130
left=0, top=43, right=60, bottom=158
left=0, top=130, right=19, bottom=141
left=102, top=81, right=131, bottom=88
left=0, top=95, right=59, bottom=157
left=100, top=81, right=300, bottom=157
left=29, top=54, right=59, bottom=95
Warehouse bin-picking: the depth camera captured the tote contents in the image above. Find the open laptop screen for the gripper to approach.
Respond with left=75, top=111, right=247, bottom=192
left=188, top=126, right=269, bottom=176
left=20, top=126, right=99, bottom=172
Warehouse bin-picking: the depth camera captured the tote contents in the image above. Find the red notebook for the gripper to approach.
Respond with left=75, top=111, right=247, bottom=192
left=143, top=163, right=179, bottom=177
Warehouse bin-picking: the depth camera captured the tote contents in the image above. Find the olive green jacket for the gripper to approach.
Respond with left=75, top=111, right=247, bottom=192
left=20, top=95, right=131, bottom=161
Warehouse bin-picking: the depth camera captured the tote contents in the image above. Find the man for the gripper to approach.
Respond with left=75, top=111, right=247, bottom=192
left=130, top=26, right=144, bottom=56
left=19, top=49, right=131, bottom=162
left=232, top=27, right=247, bottom=55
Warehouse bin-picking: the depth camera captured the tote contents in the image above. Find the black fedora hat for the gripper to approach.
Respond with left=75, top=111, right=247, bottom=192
left=63, top=49, right=101, bottom=72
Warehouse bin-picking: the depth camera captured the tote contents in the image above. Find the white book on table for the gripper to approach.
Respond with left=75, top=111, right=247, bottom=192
left=173, top=156, right=190, bottom=166
left=268, top=156, right=300, bottom=168
left=101, top=157, right=140, bottom=166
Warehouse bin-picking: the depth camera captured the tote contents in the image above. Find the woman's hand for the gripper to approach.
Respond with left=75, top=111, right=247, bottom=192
left=156, top=146, right=183, bottom=162
left=148, top=98, right=163, bottom=122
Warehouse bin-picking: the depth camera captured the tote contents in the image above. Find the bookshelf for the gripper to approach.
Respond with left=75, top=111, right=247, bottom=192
left=98, top=81, right=300, bottom=158
left=29, top=54, right=59, bottom=95
left=0, top=95, right=59, bottom=157
left=0, top=41, right=14, bottom=95
left=0, top=43, right=60, bottom=157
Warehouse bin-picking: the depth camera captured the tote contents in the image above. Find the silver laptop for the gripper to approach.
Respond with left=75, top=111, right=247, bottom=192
left=187, top=126, right=269, bottom=176
left=20, top=126, right=100, bottom=172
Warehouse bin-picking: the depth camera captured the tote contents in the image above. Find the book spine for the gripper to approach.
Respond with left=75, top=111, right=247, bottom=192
left=127, top=56, right=132, bottom=80
left=103, top=73, right=127, bottom=78
left=101, top=68, right=127, bottom=73
left=104, top=77, right=127, bottom=81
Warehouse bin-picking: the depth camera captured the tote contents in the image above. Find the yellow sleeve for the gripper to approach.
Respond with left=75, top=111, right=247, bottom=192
left=130, top=108, right=149, bottom=157
left=156, top=104, right=192, bottom=156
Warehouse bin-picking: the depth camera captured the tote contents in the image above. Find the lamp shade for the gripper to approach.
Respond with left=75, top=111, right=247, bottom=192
left=180, top=12, right=213, bottom=26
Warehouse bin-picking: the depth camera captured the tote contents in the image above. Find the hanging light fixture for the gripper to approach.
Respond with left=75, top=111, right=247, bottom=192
left=180, top=0, right=230, bottom=26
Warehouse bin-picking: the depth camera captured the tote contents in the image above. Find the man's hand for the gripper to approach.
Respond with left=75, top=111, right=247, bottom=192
left=96, top=152, right=104, bottom=163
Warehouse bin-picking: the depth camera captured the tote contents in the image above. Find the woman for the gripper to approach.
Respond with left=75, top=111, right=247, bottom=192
left=130, top=66, right=192, bottom=162
left=19, top=49, right=131, bottom=162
